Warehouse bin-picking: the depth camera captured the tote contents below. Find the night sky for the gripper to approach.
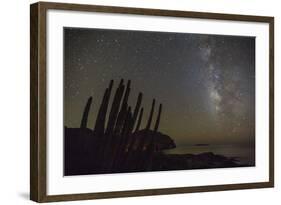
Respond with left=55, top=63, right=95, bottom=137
left=64, top=27, right=255, bottom=147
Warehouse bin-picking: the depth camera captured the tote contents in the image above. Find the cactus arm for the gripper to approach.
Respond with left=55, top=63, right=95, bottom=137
left=145, top=99, right=155, bottom=130
left=154, top=103, right=162, bottom=132
left=80, top=97, right=93, bottom=128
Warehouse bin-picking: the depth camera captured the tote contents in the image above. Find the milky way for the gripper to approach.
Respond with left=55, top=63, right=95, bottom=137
left=64, top=28, right=255, bottom=147
left=197, top=35, right=255, bottom=137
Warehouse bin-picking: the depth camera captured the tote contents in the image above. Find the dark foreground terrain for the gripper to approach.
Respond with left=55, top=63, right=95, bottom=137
left=64, top=127, right=242, bottom=176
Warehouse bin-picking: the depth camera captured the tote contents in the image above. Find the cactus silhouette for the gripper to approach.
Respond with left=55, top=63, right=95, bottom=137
left=114, top=80, right=131, bottom=135
left=94, top=80, right=113, bottom=137
left=80, top=97, right=92, bottom=128
left=65, top=79, right=170, bottom=175
left=105, top=79, right=124, bottom=135
left=134, top=107, right=143, bottom=132
left=146, top=99, right=155, bottom=130
left=131, top=92, right=143, bottom=130
left=154, top=104, right=162, bottom=132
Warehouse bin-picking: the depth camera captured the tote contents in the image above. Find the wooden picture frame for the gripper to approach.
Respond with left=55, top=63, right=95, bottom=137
left=30, top=1, right=274, bottom=202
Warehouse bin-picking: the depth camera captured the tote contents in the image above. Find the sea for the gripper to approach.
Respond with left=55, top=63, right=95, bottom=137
left=163, top=144, right=255, bottom=166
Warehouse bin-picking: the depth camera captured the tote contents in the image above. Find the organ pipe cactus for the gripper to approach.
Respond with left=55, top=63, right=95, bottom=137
left=131, top=92, right=143, bottom=130
left=80, top=97, right=92, bottom=128
left=154, top=104, right=162, bottom=132
left=114, top=80, right=131, bottom=135
left=146, top=99, right=155, bottom=130
left=94, top=80, right=113, bottom=136
left=76, top=79, right=164, bottom=173
left=105, top=79, right=124, bottom=135
left=134, top=107, right=143, bottom=132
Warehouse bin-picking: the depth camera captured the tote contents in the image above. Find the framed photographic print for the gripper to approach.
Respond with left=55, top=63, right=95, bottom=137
left=30, top=1, right=274, bottom=202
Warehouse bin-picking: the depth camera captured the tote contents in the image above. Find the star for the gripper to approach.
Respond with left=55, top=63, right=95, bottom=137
left=64, top=27, right=255, bottom=160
